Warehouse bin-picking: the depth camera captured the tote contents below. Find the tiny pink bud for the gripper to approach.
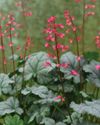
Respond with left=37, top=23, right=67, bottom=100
left=8, top=42, right=13, bottom=47
left=71, top=70, right=79, bottom=76
left=95, top=65, right=100, bottom=70
left=45, top=42, right=50, bottom=48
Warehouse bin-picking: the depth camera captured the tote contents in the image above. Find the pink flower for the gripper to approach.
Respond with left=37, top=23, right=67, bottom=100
left=60, top=63, right=69, bottom=68
left=58, top=24, right=64, bottom=29
left=0, top=25, right=2, bottom=29
left=12, top=22, right=17, bottom=26
left=85, top=12, right=95, bottom=17
left=85, top=4, right=95, bottom=9
left=15, top=2, right=22, bottom=6
left=2, top=17, right=6, bottom=21
left=56, top=63, right=60, bottom=68
left=72, top=26, right=77, bottom=32
left=71, top=70, right=79, bottom=76
left=47, top=16, right=56, bottom=23
left=43, top=61, right=51, bottom=67
left=16, top=46, right=21, bottom=51
left=61, top=45, right=69, bottom=52
left=95, top=34, right=100, bottom=48
left=10, top=27, right=15, bottom=31
left=8, top=42, right=13, bottom=47
left=47, top=53, right=57, bottom=60
left=24, top=12, right=32, bottom=17
left=76, top=56, right=81, bottom=61
left=54, top=95, right=65, bottom=102
left=54, top=24, right=64, bottom=29
left=95, top=65, right=100, bottom=70
left=66, top=19, right=72, bottom=26
left=0, top=46, right=5, bottom=50
left=66, top=29, right=70, bottom=34
left=77, top=36, right=81, bottom=42
left=3, top=58, right=7, bottom=65
left=0, top=33, right=4, bottom=37
left=69, top=38, right=73, bottom=44
left=45, top=42, right=50, bottom=48
left=64, top=10, right=70, bottom=18
left=57, top=33, right=65, bottom=38
left=52, top=43, right=63, bottom=50
left=45, top=35, right=55, bottom=42
left=44, top=28, right=53, bottom=34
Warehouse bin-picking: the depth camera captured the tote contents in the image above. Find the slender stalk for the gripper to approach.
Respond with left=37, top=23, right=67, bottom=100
left=84, top=82, right=87, bottom=93
left=69, top=16, right=80, bottom=57
left=0, top=22, right=7, bottom=73
left=53, top=22, right=73, bottom=123
left=69, top=16, right=84, bottom=90
left=95, top=88, right=99, bottom=99
left=51, top=103, right=66, bottom=118
left=21, top=0, right=30, bottom=86
left=0, top=24, right=6, bottom=73
left=92, top=87, right=96, bottom=100
left=82, top=0, right=86, bottom=54
left=9, top=23, right=16, bottom=72
left=53, top=21, right=65, bottom=94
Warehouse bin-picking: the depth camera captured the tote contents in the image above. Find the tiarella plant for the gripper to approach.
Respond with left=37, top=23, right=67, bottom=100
left=0, top=0, right=100, bottom=125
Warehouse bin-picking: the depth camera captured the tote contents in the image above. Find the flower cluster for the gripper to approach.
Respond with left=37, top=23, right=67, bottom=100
left=85, top=0, right=96, bottom=17
left=64, top=10, right=81, bottom=44
left=16, top=1, right=33, bottom=17
left=75, top=0, right=96, bottom=17
left=44, top=16, right=69, bottom=61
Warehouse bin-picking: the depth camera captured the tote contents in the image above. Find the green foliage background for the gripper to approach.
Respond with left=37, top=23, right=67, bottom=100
left=0, top=0, right=100, bottom=71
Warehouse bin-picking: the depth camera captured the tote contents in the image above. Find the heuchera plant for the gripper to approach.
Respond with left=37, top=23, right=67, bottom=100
left=0, top=0, right=100, bottom=125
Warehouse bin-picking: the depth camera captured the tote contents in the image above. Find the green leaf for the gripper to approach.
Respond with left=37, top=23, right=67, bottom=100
left=56, top=122, right=66, bottom=125
left=3, top=115, right=24, bottom=125
left=0, top=73, right=14, bottom=95
left=83, top=60, right=100, bottom=87
left=59, top=82, right=74, bottom=93
left=79, top=91, right=89, bottom=98
left=20, top=52, right=55, bottom=84
left=22, top=85, right=48, bottom=98
left=78, top=121, right=99, bottom=125
left=28, top=105, right=50, bottom=123
left=22, top=85, right=56, bottom=105
left=70, top=100, right=100, bottom=118
left=31, top=86, right=49, bottom=98
left=40, top=117, right=56, bottom=125
left=40, top=117, right=66, bottom=125
left=28, top=112, right=38, bottom=123
left=64, top=112, right=82, bottom=125
left=0, top=97, right=23, bottom=116
left=21, top=86, right=31, bottom=95
left=60, top=52, right=85, bottom=83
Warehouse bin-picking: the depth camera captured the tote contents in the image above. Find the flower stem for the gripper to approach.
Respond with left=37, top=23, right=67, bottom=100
left=0, top=24, right=7, bottom=73
left=54, top=22, right=65, bottom=94
left=9, top=23, right=16, bottom=72
left=69, top=16, right=80, bottom=57
left=82, top=0, right=86, bottom=54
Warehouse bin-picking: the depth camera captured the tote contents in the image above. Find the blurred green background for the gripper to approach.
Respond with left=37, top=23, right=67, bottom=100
left=0, top=0, right=100, bottom=72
